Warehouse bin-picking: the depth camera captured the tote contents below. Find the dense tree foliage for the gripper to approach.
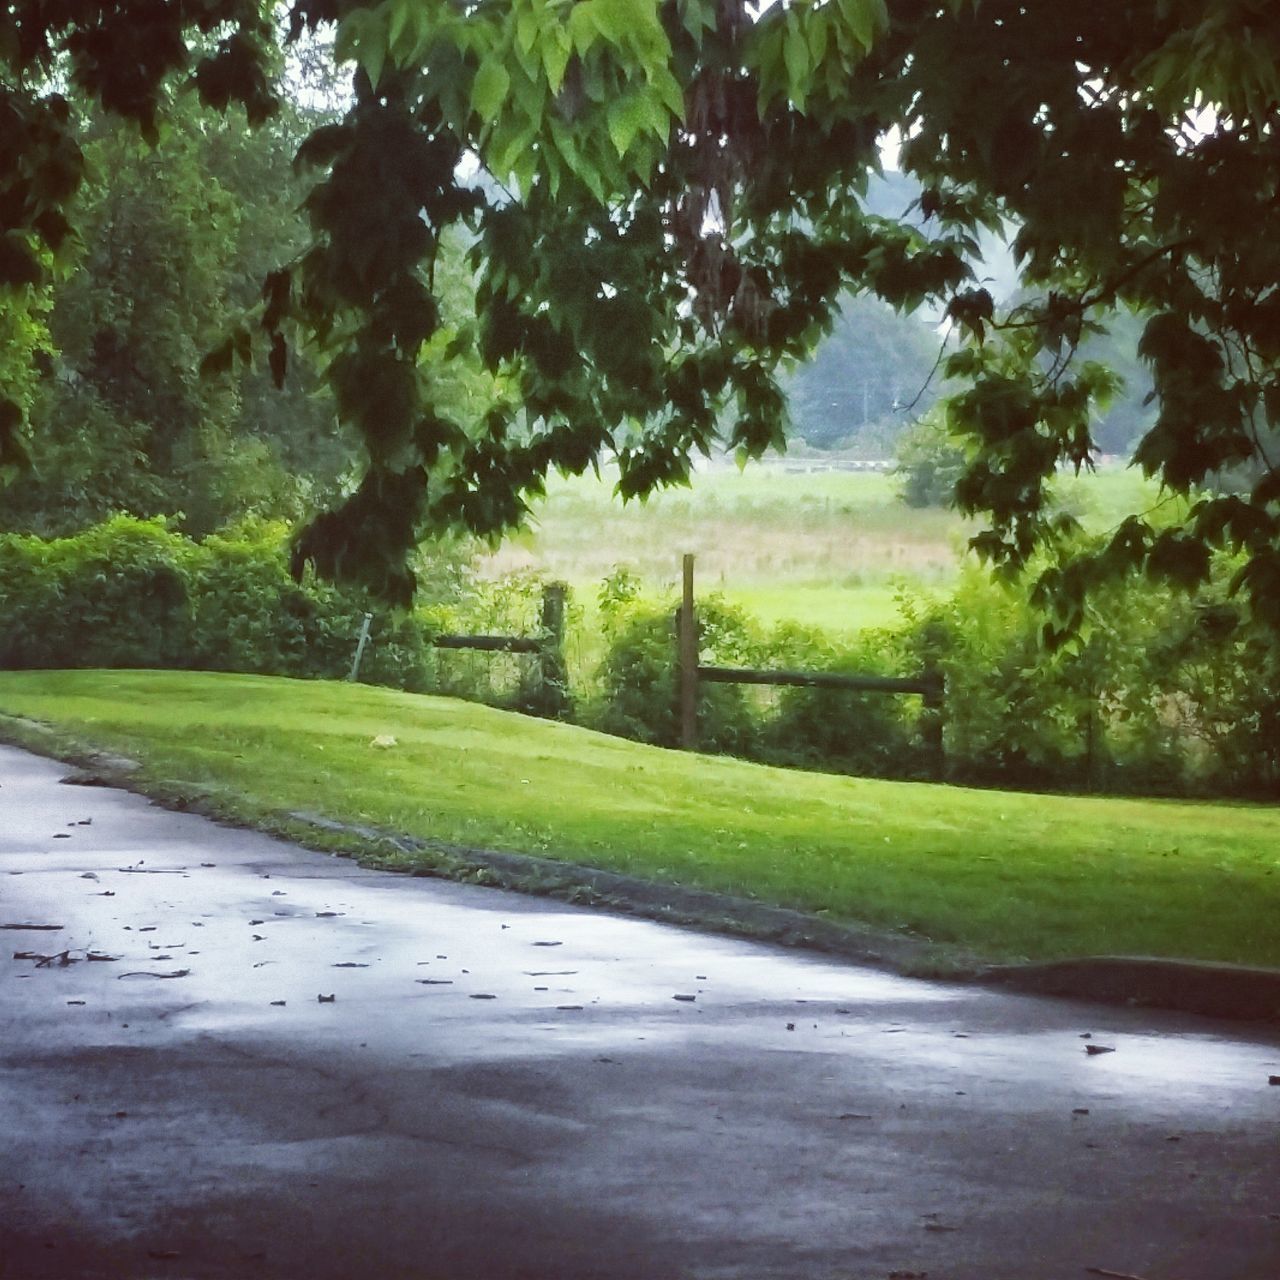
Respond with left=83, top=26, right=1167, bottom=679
left=3, top=0, right=1280, bottom=637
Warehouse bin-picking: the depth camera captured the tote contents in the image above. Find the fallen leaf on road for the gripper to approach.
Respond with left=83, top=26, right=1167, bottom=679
left=317, top=993, right=336, bottom=1002
left=1085, top=1045, right=1116, bottom=1056
left=673, top=994, right=696, bottom=1002
left=1, top=923, right=63, bottom=931
left=1085, top=1269, right=1152, bottom=1280
left=118, top=970, right=191, bottom=979
left=470, top=993, right=497, bottom=1000
left=333, top=963, right=369, bottom=968
left=532, top=941, right=563, bottom=947
left=14, top=950, right=70, bottom=966
left=415, top=979, right=452, bottom=985
left=838, top=1113, right=873, bottom=1120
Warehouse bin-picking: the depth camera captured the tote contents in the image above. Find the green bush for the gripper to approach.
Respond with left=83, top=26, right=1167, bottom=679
left=904, top=561, right=1280, bottom=797
left=0, top=516, right=429, bottom=691
left=0, top=515, right=195, bottom=670
left=590, top=594, right=761, bottom=753
left=759, top=622, right=925, bottom=777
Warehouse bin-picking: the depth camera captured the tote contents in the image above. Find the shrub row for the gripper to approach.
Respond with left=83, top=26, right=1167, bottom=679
left=2, top=517, right=1276, bottom=798
left=582, top=564, right=1280, bottom=798
left=0, top=516, right=443, bottom=695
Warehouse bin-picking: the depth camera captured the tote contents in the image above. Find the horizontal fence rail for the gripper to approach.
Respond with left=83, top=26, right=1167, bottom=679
left=697, top=666, right=940, bottom=697
left=677, top=553, right=945, bottom=777
left=347, top=583, right=569, bottom=718
left=432, top=634, right=541, bottom=654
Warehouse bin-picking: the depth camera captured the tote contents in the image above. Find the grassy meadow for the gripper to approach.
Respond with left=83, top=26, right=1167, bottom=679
left=480, top=460, right=1168, bottom=639
left=2, top=668, right=1277, bottom=969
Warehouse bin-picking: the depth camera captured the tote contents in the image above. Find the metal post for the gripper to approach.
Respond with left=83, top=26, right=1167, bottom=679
left=348, top=612, right=373, bottom=682
left=679, top=553, right=698, bottom=751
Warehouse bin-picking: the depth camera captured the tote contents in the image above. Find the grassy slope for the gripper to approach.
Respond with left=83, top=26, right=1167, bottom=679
left=2, top=669, right=1277, bottom=969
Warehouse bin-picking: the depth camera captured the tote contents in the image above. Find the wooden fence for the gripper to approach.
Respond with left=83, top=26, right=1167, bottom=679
left=676, top=554, right=945, bottom=777
left=350, top=582, right=570, bottom=717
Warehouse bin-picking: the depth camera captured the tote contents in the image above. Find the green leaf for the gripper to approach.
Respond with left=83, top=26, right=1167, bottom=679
left=606, top=94, right=647, bottom=157
left=783, top=22, right=811, bottom=106
left=542, top=29, right=572, bottom=95
left=648, top=65, right=685, bottom=121
left=472, top=58, right=512, bottom=123
left=590, top=0, right=630, bottom=48
left=836, top=0, right=887, bottom=51
left=516, top=7, right=539, bottom=56
left=356, top=22, right=387, bottom=90
left=568, top=4, right=599, bottom=57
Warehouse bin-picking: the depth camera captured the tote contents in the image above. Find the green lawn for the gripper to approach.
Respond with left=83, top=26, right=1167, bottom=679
left=3, top=669, right=1277, bottom=970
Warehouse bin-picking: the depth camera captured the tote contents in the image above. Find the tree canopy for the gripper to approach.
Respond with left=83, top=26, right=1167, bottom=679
left=3, top=0, right=1280, bottom=635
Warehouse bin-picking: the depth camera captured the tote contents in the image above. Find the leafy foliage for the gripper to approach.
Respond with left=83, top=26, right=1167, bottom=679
left=894, top=408, right=967, bottom=509
left=3, top=0, right=1280, bottom=643
left=0, top=516, right=424, bottom=686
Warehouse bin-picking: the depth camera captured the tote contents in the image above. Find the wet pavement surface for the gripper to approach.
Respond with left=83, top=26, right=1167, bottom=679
left=1, top=742, right=1279, bottom=1280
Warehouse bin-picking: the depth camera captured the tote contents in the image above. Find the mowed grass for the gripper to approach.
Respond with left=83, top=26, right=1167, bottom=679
left=3, top=668, right=1278, bottom=969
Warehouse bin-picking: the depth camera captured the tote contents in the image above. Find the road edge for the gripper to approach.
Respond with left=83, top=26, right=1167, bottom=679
left=4, top=715, right=1279, bottom=1025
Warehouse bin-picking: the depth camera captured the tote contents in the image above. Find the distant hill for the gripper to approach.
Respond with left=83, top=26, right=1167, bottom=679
left=781, top=174, right=1154, bottom=457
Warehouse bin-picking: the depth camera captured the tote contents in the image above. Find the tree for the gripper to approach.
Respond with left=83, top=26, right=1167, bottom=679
left=784, top=291, right=941, bottom=453
left=3, top=0, right=1279, bottom=636
left=3, top=91, right=360, bottom=536
left=894, top=407, right=966, bottom=510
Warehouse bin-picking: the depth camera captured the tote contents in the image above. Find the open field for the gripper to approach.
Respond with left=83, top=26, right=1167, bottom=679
left=3, top=668, right=1277, bottom=969
left=481, top=461, right=1169, bottom=636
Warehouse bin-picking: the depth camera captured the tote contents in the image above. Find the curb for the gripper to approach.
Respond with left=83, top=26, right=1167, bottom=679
left=980, top=956, right=1280, bottom=1024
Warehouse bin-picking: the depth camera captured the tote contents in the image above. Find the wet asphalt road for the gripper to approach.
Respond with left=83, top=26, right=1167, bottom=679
left=1, top=742, right=1279, bottom=1280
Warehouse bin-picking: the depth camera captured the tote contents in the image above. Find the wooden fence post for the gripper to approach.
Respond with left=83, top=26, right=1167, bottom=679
left=921, top=661, right=945, bottom=781
left=678, top=553, right=698, bottom=750
left=538, top=581, right=569, bottom=718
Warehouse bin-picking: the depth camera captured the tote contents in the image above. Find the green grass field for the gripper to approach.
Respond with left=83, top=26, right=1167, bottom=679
left=481, top=461, right=1168, bottom=638
left=3, top=668, right=1277, bottom=970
